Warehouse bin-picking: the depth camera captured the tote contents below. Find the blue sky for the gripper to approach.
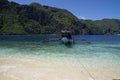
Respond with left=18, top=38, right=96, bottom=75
left=9, top=0, right=120, bottom=20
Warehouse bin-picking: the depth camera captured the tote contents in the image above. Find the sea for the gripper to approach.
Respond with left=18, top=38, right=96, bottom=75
left=0, top=35, right=120, bottom=80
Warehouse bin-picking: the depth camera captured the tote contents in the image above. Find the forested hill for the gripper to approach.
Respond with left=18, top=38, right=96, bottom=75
left=0, top=0, right=120, bottom=35
left=0, top=0, right=84, bottom=35
left=80, top=19, right=120, bottom=35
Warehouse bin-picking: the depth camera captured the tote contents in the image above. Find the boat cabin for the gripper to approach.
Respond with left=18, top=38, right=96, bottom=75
left=61, top=30, right=72, bottom=39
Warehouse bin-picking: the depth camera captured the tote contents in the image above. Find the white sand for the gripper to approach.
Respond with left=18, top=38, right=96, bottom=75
left=0, top=56, right=120, bottom=80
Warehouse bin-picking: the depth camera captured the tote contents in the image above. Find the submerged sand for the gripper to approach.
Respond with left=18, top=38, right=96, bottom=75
left=0, top=56, right=120, bottom=80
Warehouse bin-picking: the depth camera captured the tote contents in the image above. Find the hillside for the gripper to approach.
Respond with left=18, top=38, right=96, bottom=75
left=0, top=0, right=86, bottom=35
left=80, top=19, right=120, bottom=34
left=0, top=0, right=120, bottom=35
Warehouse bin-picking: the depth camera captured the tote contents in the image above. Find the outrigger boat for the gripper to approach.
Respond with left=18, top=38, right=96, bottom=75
left=61, top=30, right=73, bottom=46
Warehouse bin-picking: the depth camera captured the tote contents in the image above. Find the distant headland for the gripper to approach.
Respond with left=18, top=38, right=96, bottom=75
left=0, top=0, right=120, bottom=35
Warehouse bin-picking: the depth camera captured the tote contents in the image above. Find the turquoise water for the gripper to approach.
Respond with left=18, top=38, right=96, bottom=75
left=0, top=35, right=120, bottom=80
left=0, top=35, right=120, bottom=66
left=0, top=35, right=120, bottom=67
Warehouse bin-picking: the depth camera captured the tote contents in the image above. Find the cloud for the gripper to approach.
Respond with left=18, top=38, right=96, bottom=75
left=79, top=16, right=87, bottom=20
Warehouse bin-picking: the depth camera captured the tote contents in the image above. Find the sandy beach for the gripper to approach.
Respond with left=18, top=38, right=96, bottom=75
left=0, top=56, right=120, bottom=80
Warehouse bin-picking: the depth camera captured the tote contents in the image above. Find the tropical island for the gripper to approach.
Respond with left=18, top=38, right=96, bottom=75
left=0, top=0, right=120, bottom=35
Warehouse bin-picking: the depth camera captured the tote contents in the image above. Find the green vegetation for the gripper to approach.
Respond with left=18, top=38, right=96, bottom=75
left=0, top=0, right=120, bottom=35
left=80, top=19, right=120, bottom=34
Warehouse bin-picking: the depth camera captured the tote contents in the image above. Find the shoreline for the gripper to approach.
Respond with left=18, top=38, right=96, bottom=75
left=0, top=56, right=120, bottom=80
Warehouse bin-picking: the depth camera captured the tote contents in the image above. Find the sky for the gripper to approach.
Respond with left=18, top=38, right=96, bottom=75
left=9, top=0, right=120, bottom=20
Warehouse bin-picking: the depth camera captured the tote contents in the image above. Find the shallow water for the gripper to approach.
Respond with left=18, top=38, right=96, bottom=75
left=0, top=35, right=120, bottom=80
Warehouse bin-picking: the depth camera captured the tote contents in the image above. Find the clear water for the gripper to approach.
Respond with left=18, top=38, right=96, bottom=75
left=0, top=35, right=120, bottom=80
left=0, top=35, right=120, bottom=67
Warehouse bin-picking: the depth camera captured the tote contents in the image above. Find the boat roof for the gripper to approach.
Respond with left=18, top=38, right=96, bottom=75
left=61, top=30, right=70, bottom=33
